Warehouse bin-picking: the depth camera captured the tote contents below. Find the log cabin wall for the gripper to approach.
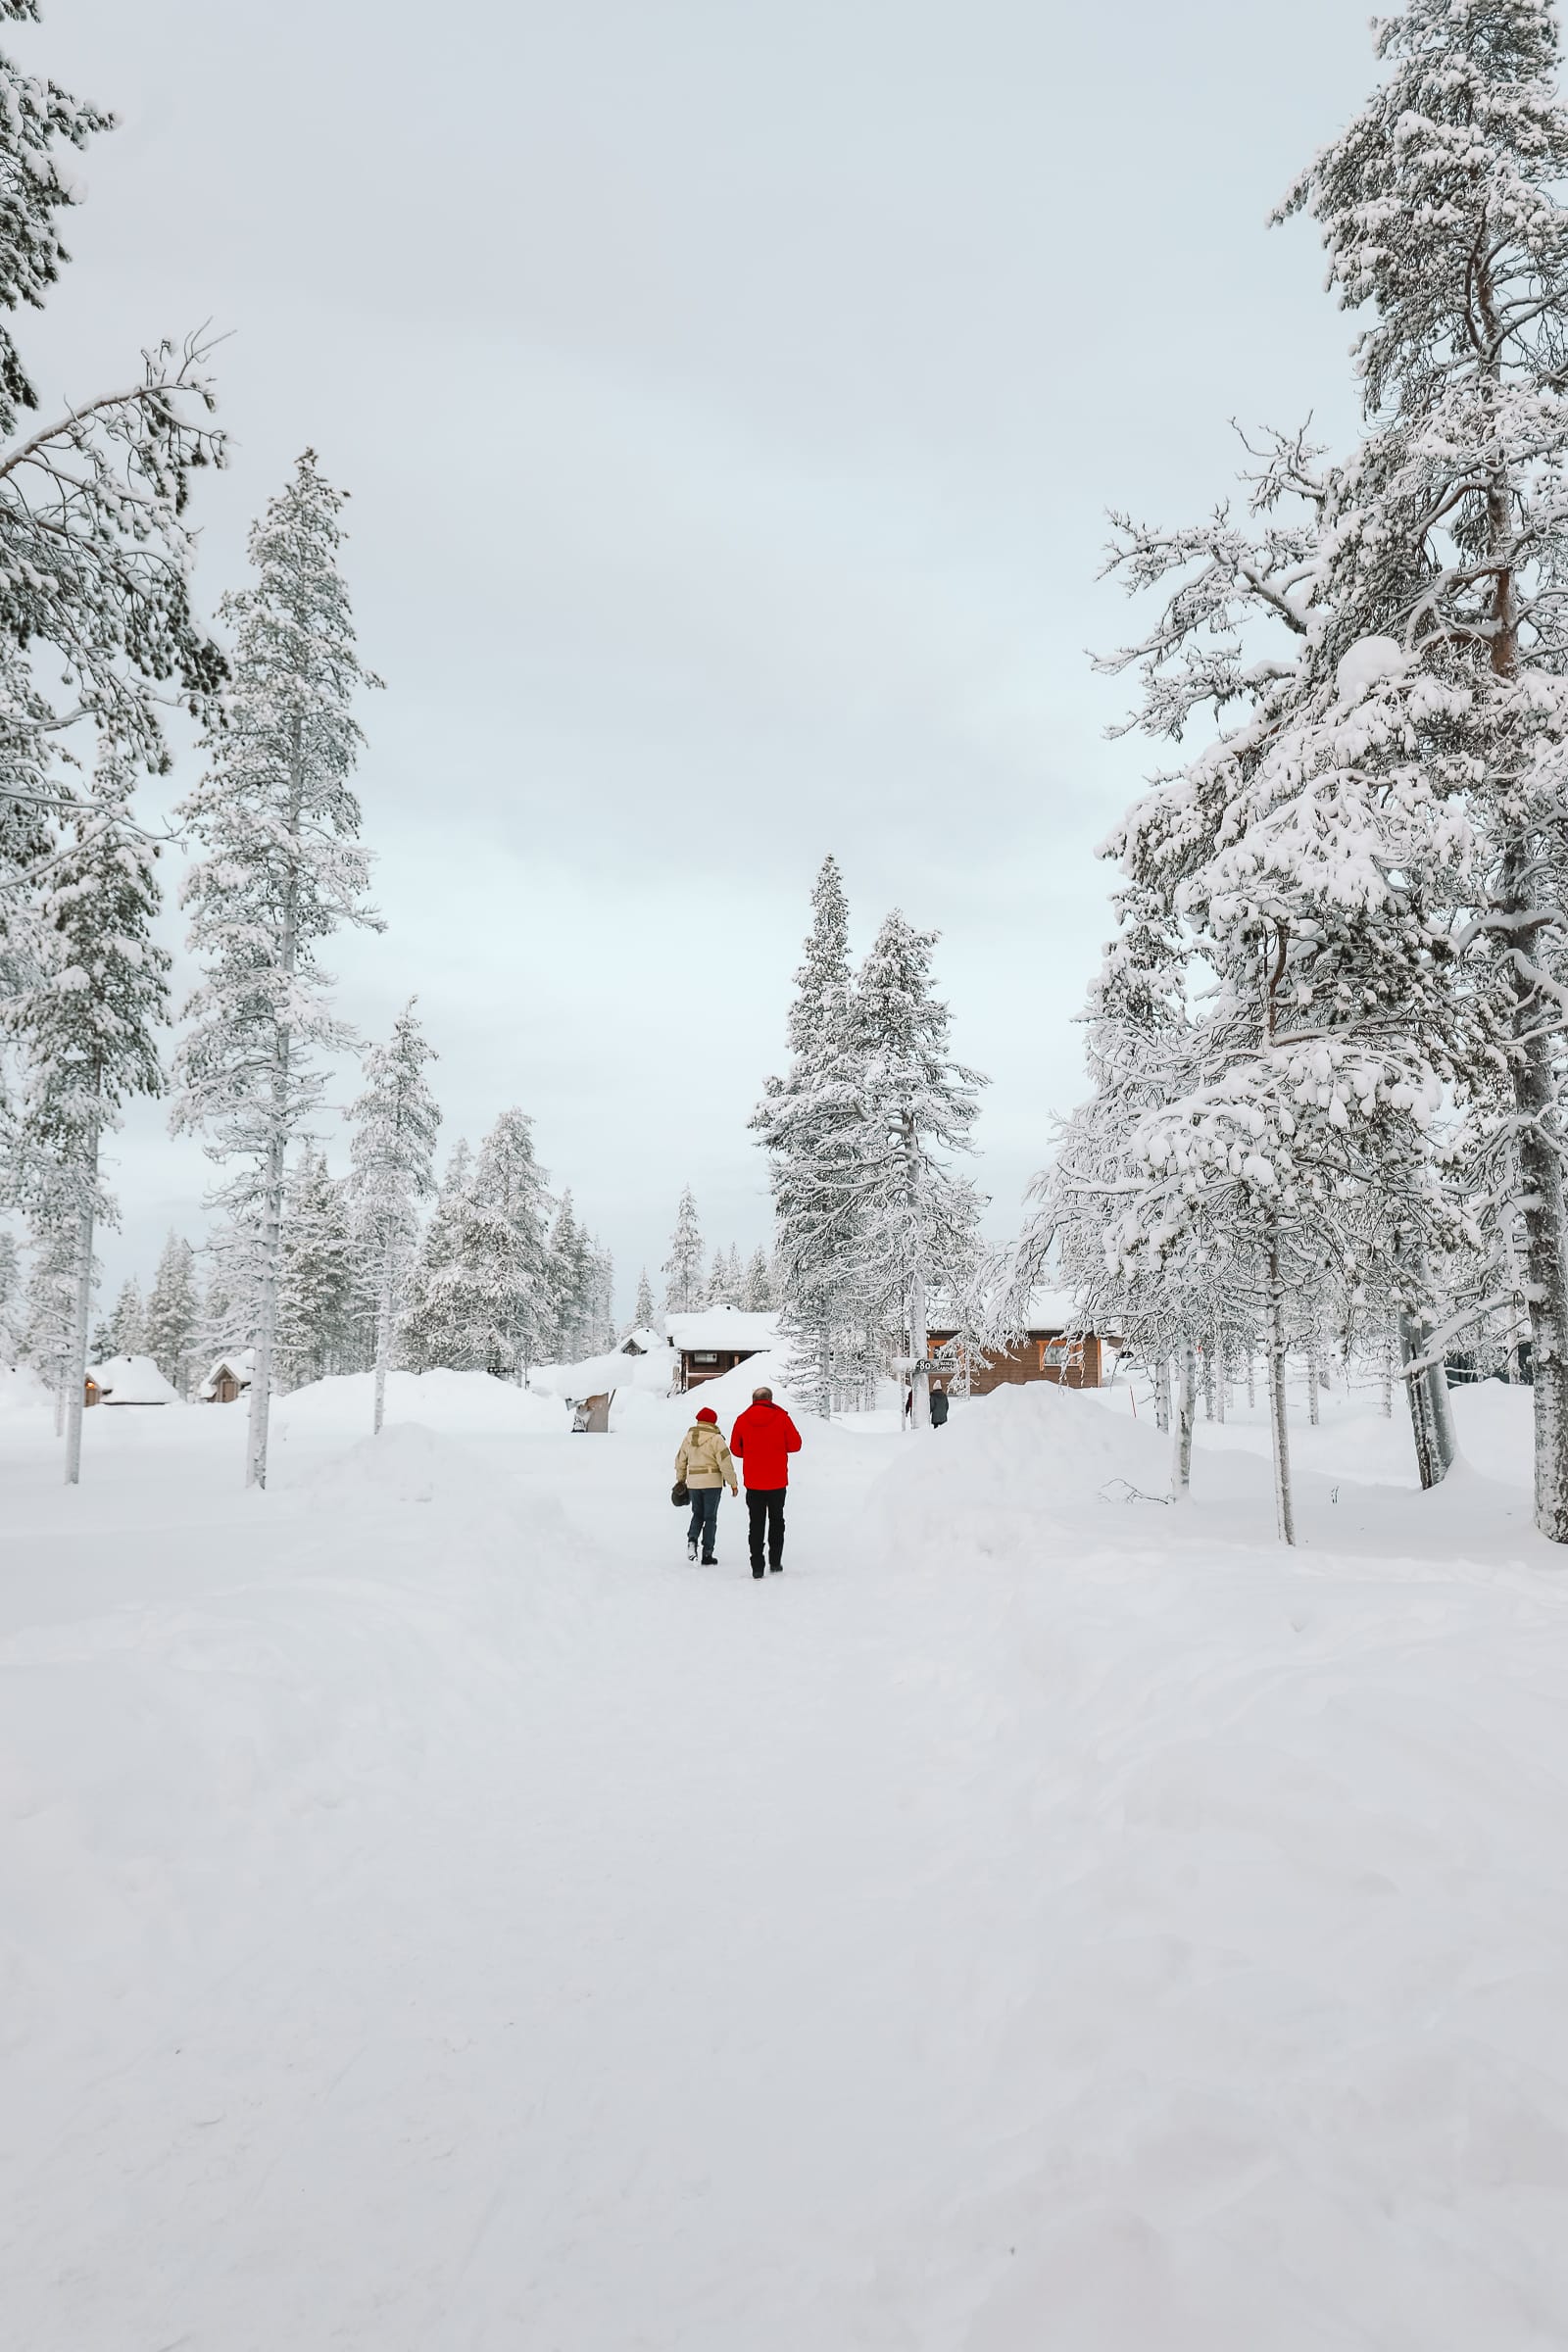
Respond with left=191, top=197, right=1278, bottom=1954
left=926, top=1331, right=1103, bottom=1393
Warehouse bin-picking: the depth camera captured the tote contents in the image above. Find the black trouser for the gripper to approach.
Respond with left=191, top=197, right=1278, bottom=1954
left=686, top=1486, right=721, bottom=1558
left=746, top=1487, right=786, bottom=1571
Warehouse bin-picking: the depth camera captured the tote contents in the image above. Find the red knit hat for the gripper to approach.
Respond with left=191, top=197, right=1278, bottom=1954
left=695, top=1405, right=718, bottom=1424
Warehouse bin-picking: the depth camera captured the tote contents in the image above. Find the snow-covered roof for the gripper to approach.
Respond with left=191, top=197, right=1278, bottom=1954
left=927, top=1288, right=1095, bottom=1336
left=89, top=1352, right=180, bottom=1405
left=198, top=1349, right=254, bottom=1400
left=618, top=1325, right=668, bottom=1356
left=664, top=1308, right=778, bottom=1354
left=529, top=1350, right=633, bottom=1402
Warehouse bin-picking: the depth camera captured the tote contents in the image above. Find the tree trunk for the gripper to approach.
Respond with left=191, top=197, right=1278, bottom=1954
left=902, top=1112, right=930, bottom=1431
left=1171, top=1343, right=1196, bottom=1498
left=1307, top=1327, right=1321, bottom=1428
left=64, top=1103, right=101, bottom=1487
left=1511, top=1000, right=1568, bottom=1537
left=246, top=713, right=304, bottom=1493
left=1267, top=1228, right=1296, bottom=1545
left=1153, top=1353, right=1170, bottom=1434
left=372, top=1258, right=391, bottom=1436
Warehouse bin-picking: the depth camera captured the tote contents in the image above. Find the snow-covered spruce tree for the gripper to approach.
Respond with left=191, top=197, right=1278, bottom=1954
left=144, top=1231, right=199, bottom=1396
left=704, top=1246, right=737, bottom=1307
left=471, top=1106, right=552, bottom=1376
left=0, top=1224, right=20, bottom=1357
left=1266, top=0, right=1568, bottom=1537
left=662, top=1186, right=704, bottom=1315
left=191, top=1220, right=257, bottom=1373
left=742, top=1244, right=773, bottom=1311
left=104, top=1276, right=145, bottom=1358
left=275, top=1148, right=366, bottom=1392
left=633, top=1265, right=657, bottom=1329
left=346, top=1000, right=440, bottom=1432
left=399, top=1167, right=528, bottom=1378
left=752, top=855, right=865, bottom=1416
left=21, top=1206, right=74, bottom=1427
left=546, top=1191, right=597, bottom=1360
left=0, top=5, right=225, bottom=906
left=846, top=911, right=987, bottom=1428
left=587, top=1237, right=616, bottom=1353
left=172, top=454, right=380, bottom=1490
left=2, top=758, right=170, bottom=1479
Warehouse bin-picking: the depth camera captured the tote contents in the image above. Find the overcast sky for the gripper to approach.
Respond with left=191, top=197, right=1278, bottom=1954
left=17, top=0, right=1378, bottom=1309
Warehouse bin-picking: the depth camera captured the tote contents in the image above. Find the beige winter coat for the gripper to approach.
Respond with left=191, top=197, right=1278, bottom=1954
left=675, top=1420, right=737, bottom=1491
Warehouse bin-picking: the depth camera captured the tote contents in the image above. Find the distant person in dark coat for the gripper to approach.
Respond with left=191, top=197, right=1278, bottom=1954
left=729, top=1386, right=803, bottom=1577
left=906, top=1382, right=951, bottom=1427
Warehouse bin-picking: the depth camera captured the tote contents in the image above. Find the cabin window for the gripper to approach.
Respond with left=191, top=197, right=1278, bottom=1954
left=693, top=1351, right=719, bottom=1366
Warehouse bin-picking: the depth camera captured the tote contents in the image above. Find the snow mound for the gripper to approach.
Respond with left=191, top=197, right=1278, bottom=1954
left=870, top=1381, right=1178, bottom=1563
left=304, top=1421, right=514, bottom=1515
left=275, top=1367, right=564, bottom=1440
left=1449, top=1379, right=1533, bottom=1489
left=0, top=1360, right=52, bottom=1412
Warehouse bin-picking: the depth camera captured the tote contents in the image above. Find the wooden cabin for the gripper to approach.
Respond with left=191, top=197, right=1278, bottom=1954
left=665, top=1308, right=777, bottom=1394
left=83, top=1372, right=102, bottom=1409
left=927, top=1297, right=1118, bottom=1396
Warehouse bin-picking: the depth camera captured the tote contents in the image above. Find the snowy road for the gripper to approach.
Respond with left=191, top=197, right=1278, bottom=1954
left=6, top=1378, right=1568, bottom=2347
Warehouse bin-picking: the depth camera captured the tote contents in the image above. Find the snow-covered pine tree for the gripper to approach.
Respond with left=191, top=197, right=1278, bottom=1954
left=105, top=1276, right=145, bottom=1359
left=172, top=453, right=380, bottom=1490
left=346, top=1000, right=440, bottom=1432
left=848, top=911, right=987, bottom=1428
left=191, top=1221, right=256, bottom=1375
left=0, top=1225, right=20, bottom=1358
left=1270, top=0, right=1568, bottom=1537
left=0, top=4, right=225, bottom=896
left=0, top=751, right=170, bottom=1477
left=471, top=1107, right=552, bottom=1377
left=662, top=1186, right=704, bottom=1315
left=21, top=1207, right=75, bottom=1429
left=753, top=855, right=864, bottom=1417
left=144, top=1232, right=199, bottom=1396
left=545, top=1191, right=596, bottom=1360
left=633, top=1265, right=657, bottom=1329
left=275, top=1148, right=364, bottom=1392
left=398, top=1158, right=527, bottom=1379
left=742, top=1244, right=773, bottom=1312
left=588, top=1237, right=616, bottom=1352
left=705, top=1246, right=736, bottom=1307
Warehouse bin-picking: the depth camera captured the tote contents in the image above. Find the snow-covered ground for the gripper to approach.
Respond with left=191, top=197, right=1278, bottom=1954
left=4, top=1371, right=1568, bottom=2348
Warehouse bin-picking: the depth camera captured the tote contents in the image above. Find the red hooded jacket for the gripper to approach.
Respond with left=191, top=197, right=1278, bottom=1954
left=729, top=1400, right=803, bottom=1491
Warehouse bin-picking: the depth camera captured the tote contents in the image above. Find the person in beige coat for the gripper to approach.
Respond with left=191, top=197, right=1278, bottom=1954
left=675, top=1404, right=738, bottom=1564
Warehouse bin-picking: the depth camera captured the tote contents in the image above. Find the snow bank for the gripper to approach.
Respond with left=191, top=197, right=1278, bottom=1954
left=1450, top=1378, right=1534, bottom=1488
left=273, top=1367, right=564, bottom=1440
left=0, top=1360, right=51, bottom=1412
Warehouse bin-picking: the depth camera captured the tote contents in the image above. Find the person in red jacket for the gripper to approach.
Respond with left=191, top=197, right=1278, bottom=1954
left=729, top=1385, right=803, bottom=1577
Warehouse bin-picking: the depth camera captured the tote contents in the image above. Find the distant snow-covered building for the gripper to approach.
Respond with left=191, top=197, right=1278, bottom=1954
left=87, top=1353, right=181, bottom=1406
left=664, top=1307, right=778, bottom=1393
left=617, top=1325, right=665, bottom=1358
left=199, top=1350, right=254, bottom=1404
left=925, top=1289, right=1120, bottom=1394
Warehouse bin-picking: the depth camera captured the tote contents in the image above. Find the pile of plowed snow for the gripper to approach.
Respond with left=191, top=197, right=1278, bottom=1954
left=274, top=1367, right=567, bottom=1440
